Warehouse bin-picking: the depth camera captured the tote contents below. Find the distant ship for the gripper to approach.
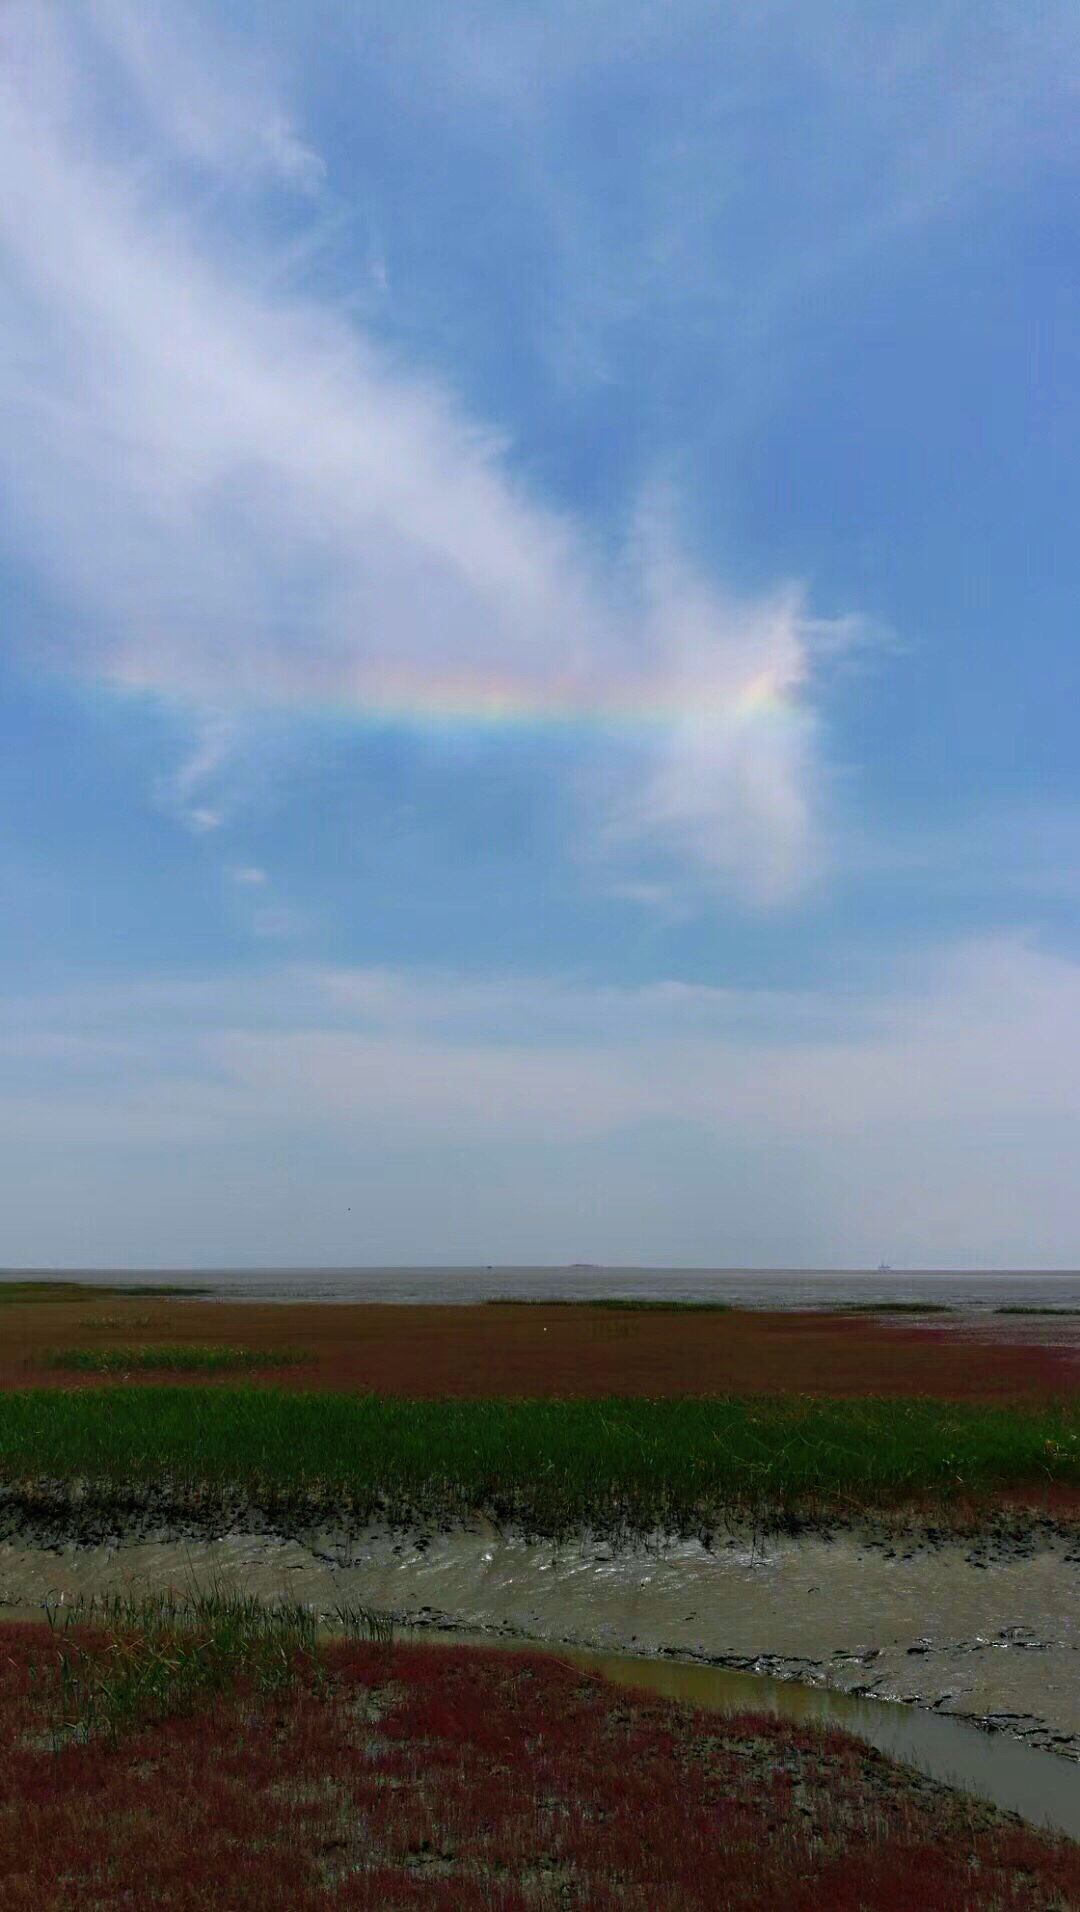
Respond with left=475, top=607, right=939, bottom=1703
left=876, top=1261, right=892, bottom=1273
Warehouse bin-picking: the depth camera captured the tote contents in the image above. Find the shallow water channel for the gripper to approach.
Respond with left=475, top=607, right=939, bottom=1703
left=432, top=1633, right=1080, bottom=1844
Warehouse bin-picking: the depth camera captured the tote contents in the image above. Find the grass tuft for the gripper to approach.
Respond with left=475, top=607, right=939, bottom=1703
left=33, top=1586, right=394, bottom=1749
left=47, top=1345, right=313, bottom=1374
left=994, top=1306, right=1080, bottom=1317
left=485, top=1296, right=733, bottom=1312
left=84, top=1315, right=157, bottom=1330
left=834, top=1302, right=954, bottom=1315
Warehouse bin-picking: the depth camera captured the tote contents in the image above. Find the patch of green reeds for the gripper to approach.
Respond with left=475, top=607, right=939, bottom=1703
left=834, top=1302, right=954, bottom=1314
left=0, top=1280, right=210, bottom=1303
left=994, top=1307, right=1080, bottom=1317
left=48, top=1345, right=312, bottom=1374
left=85, top=1315, right=157, bottom=1331
left=485, top=1296, right=732, bottom=1312
left=31, top=1586, right=394, bottom=1749
left=1, top=1388, right=1078, bottom=1534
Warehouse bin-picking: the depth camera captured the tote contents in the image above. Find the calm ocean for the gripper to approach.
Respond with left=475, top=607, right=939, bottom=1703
left=11, top=1266, right=1080, bottom=1310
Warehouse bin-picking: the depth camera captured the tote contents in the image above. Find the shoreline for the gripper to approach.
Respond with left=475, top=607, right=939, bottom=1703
left=3, top=1501, right=1078, bottom=1763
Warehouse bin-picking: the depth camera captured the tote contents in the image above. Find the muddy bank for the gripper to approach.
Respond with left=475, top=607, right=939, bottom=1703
left=1, top=1503, right=1078, bottom=1763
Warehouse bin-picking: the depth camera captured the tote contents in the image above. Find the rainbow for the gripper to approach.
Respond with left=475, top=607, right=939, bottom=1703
left=103, top=649, right=808, bottom=740
left=309, top=665, right=806, bottom=736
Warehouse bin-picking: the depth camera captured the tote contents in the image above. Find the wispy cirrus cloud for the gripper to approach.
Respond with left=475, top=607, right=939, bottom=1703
left=0, top=0, right=865, bottom=905
left=352, top=0, right=1080, bottom=399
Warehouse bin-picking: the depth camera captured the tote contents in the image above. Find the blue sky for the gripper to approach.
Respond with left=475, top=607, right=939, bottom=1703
left=2, top=0, right=1079, bottom=1267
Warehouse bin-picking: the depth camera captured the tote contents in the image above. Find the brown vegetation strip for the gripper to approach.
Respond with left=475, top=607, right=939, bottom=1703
left=0, top=1298, right=1077, bottom=1401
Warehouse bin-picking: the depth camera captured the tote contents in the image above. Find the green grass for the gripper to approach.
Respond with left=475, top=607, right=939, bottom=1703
left=47, top=1346, right=312, bottom=1374
left=485, top=1296, right=733, bottom=1312
left=994, top=1306, right=1080, bottom=1317
left=84, top=1316, right=157, bottom=1331
left=33, top=1586, right=393, bottom=1749
left=1, top=1387, right=1078, bottom=1534
left=0, top=1279, right=210, bottom=1303
left=834, top=1302, right=954, bottom=1315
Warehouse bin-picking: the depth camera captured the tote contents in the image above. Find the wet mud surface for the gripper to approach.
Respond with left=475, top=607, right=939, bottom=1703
left=2, top=1502, right=1078, bottom=1762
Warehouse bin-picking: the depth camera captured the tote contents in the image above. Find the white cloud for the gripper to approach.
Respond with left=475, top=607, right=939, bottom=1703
left=5, top=934, right=1080, bottom=1143
left=0, top=0, right=864, bottom=905
left=157, top=713, right=236, bottom=831
left=2, top=938, right=1080, bottom=1263
left=15, top=0, right=325, bottom=191
left=217, top=938, right=1080, bottom=1140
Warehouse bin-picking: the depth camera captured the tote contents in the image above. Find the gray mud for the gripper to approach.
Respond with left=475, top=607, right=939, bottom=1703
left=2, top=1508, right=1078, bottom=1763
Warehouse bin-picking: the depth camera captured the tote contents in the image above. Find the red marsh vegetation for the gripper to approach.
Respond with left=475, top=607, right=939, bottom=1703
left=1, top=1296, right=1078, bottom=1401
left=2, top=1624, right=1079, bottom=1910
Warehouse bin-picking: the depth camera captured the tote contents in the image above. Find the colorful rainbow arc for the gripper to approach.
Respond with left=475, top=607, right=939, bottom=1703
left=309, top=667, right=805, bottom=734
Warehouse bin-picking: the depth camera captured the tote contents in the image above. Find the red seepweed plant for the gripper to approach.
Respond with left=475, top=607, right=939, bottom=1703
left=2, top=1621, right=1079, bottom=1909
left=3, top=1296, right=1080, bottom=1402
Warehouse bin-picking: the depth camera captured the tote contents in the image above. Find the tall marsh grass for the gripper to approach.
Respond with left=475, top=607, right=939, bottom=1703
left=1, top=1387, right=1078, bottom=1531
left=33, top=1586, right=394, bottom=1748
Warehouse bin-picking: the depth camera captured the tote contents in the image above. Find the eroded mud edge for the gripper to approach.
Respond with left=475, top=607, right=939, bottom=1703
left=4, top=1476, right=1080, bottom=1549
